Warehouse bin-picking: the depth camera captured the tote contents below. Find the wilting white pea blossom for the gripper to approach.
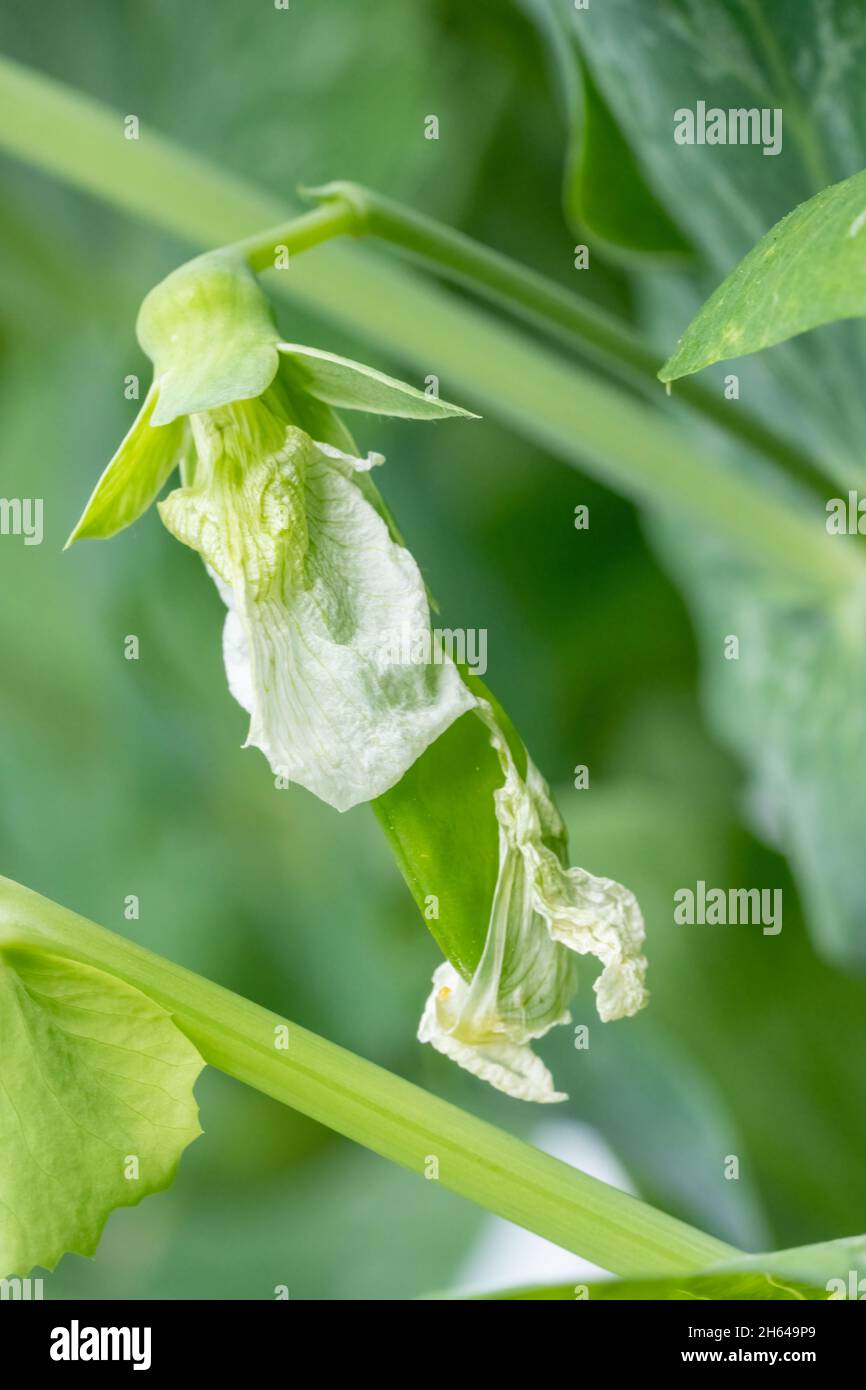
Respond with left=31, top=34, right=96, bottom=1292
left=69, top=250, right=647, bottom=1102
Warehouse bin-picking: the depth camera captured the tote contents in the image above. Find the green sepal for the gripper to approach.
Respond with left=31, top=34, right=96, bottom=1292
left=277, top=343, right=478, bottom=420
left=65, top=384, right=189, bottom=546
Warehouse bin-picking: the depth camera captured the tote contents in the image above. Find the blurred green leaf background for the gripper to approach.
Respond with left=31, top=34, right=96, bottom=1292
left=1, top=0, right=865, bottom=1298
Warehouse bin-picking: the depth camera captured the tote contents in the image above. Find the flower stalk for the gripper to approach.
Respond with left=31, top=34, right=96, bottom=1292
left=243, top=179, right=837, bottom=502
left=0, top=52, right=857, bottom=589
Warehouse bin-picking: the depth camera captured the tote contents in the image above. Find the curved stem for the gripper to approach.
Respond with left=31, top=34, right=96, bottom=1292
left=0, top=874, right=734, bottom=1277
left=290, top=180, right=833, bottom=501
left=235, top=200, right=357, bottom=267
left=0, top=53, right=860, bottom=591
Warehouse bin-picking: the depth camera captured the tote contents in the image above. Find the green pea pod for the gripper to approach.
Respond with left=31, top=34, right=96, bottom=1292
left=373, top=677, right=539, bottom=980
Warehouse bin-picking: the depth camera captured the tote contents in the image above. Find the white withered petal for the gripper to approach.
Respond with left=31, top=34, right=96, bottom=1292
left=418, top=701, right=648, bottom=1102
left=418, top=961, right=569, bottom=1103
left=68, top=254, right=479, bottom=812
left=158, top=391, right=474, bottom=810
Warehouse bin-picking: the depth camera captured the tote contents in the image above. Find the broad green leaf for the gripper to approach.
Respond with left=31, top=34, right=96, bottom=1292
left=574, top=0, right=866, bottom=967
left=661, top=167, right=866, bottom=381
left=524, top=0, right=691, bottom=256
left=565, top=61, right=692, bottom=257
left=659, top=526, right=866, bottom=969
left=0, top=947, right=203, bottom=1277
left=277, top=343, right=478, bottom=420
left=573, top=0, right=861, bottom=271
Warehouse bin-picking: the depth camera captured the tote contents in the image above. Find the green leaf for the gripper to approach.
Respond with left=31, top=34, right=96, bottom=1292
left=570, top=0, right=866, bottom=968
left=65, top=384, right=188, bottom=546
left=661, top=526, right=866, bottom=968
left=469, top=1234, right=866, bottom=1299
left=661, top=167, right=866, bottom=381
left=564, top=57, right=691, bottom=257
left=730, top=1234, right=866, bottom=1291
left=0, top=947, right=203, bottom=1277
left=471, top=1272, right=824, bottom=1300
left=526, top=0, right=690, bottom=256
left=570, top=0, right=866, bottom=451
left=572, top=0, right=846, bottom=271
left=277, top=343, right=478, bottom=420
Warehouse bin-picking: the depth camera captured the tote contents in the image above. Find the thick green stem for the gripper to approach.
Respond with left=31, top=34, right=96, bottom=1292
left=0, top=875, right=735, bottom=1277
left=0, top=53, right=858, bottom=589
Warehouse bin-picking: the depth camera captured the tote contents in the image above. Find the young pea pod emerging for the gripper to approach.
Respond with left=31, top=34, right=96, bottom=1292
left=415, top=701, right=646, bottom=1101
left=69, top=252, right=647, bottom=1102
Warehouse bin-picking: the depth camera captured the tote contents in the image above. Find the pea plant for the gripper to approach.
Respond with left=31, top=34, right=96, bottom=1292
left=2, top=0, right=866, bottom=1300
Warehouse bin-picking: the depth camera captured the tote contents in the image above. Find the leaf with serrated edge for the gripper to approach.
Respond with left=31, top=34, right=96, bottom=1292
left=0, top=948, right=203, bottom=1277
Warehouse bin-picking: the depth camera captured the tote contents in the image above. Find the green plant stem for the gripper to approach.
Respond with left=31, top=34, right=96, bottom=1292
left=235, top=200, right=357, bottom=265
left=294, top=181, right=832, bottom=498
left=0, top=53, right=859, bottom=591
left=0, top=874, right=735, bottom=1277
